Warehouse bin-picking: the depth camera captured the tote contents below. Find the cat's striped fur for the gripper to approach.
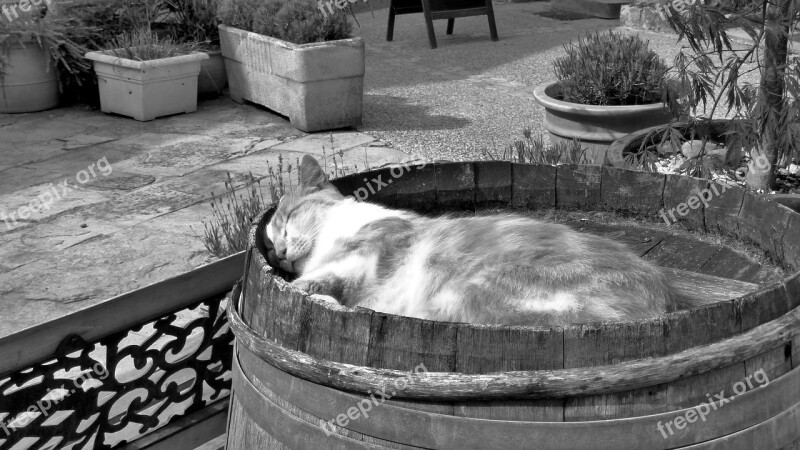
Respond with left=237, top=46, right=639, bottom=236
left=265, top=155, right=678, bottom=326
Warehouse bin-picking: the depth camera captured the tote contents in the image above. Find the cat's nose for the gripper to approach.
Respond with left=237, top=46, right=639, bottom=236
left=276, top=247, right=287, bottom=258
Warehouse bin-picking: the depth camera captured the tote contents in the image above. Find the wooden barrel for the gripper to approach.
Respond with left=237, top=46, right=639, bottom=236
left=226, top=162, right=800, bottom=450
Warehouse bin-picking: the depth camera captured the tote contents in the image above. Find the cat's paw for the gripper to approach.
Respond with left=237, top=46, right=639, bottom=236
left=293, top=275, right=344, bottom=299
left=309, top=294, right=341, bottom=305
left=293, top=279, right=341, bottom=304
left=292, top=278, right=326, bottom=295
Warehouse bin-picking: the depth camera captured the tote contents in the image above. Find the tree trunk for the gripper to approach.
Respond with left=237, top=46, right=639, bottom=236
left=747, top=0, right=792, bottom=191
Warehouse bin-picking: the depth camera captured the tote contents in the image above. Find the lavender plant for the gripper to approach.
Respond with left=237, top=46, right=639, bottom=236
left=217, top=0, right=352, bottom=44
left=553, top=31, right=668, bottom=106
left=488, top=128, right=588, bottom=164
left=199, top=173, right=267, bottom=257
left=199, top=158, right=303, bottom=258
left=105, top=28, right=200, bottom=61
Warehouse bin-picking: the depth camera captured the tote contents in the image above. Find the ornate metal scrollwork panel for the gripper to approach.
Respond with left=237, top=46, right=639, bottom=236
left=0, top=292, right=233, bottom=450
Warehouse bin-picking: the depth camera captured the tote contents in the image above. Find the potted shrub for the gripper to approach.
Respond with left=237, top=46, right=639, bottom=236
left=217, top=0, right=362, bottom=132
left=646, top=0, right=798, bottom=193
left=157, top=0, right=227, bottom=96
left=84, top=29, right=208, bottom=121
left=0, top=4, right=90, bottom=112
left=532, top=31, right=673, bottom=165
left=44, top=0, right=141, bottom=107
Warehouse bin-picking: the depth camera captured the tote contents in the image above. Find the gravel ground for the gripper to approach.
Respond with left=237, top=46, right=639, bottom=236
left=350, top=1, right=762, bottom=161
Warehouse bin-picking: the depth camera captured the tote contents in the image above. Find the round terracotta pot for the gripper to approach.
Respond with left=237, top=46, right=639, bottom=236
left=0, top=37, right=59, bottom=113
left=533, top=82, right=672, bottom=165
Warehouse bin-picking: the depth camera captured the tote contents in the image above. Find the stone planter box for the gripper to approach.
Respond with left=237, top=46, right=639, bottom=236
left=219, top=25, right=364, bottom=132
left=533, top=81, right=672, bottom=165
left=85, top=49, right=208, bottom=121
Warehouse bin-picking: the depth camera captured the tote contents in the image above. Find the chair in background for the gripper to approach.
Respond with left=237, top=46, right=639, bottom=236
left=386, top=0, right=499, bottom=49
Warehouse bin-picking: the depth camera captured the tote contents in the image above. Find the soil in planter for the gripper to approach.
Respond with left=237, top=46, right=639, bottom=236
left=634, top=145, right=800, bottom=194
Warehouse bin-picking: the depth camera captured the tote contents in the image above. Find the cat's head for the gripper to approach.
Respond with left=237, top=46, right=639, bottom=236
left=265, top=155, right=343, bottom=273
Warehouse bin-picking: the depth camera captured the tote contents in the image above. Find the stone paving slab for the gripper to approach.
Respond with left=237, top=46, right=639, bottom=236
left=111, top=135, right=256, bottom=177
left=0, top=117, right=89, bottom=143
left=270, top=130, right=377, bottom=154
left=0, top=224, right=211, bottom=308
left=201, top=152, right=300, bottom=179
left=156, top=168, right=260, bottom=199
left=1, top=183, right=113, bottom=227
left=0, top=140, right=68, bottom=168
left=0, top=163, right=66, bottom=195
left=82, top=171, right=157, bottom=191
left=0, top=213, right=123, bottom=274
left=76, top=182, right=205, bottom=229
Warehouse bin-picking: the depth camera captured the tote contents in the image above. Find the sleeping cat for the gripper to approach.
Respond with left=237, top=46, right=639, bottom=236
left=264, top=155, right=678, bottom=326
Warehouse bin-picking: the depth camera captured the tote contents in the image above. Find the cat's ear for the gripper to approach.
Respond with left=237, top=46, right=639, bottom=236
left=299, top=155, right=329, bottom=192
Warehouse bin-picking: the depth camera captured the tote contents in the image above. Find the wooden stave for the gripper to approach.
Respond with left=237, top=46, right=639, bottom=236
left=238, top=162, right=800, bottom=425
left=243, top=239, right=795, bottom=366
left=230, top=340, right=800, bottom=450
left=229, top=278, right=800, bottom=401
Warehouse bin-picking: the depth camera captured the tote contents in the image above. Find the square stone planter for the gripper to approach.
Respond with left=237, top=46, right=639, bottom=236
left=219, top=25, right=364, bottom=132
left=84, top=50, right=208, bottom=121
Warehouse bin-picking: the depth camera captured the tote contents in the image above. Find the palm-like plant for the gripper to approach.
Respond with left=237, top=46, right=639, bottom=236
left=661, top=0, right=800, bottom=191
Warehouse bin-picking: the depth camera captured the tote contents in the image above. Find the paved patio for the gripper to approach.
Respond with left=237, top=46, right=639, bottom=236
left=0, top=1, right=682, bottom=337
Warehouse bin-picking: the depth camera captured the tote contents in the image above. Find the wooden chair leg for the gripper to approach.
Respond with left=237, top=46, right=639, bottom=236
left=485, top=0, right=499, bottom=41
left=421, top=0, right=437, bottom=49
left=446, top=18, right=454, bottom=35
left=387, top=5, right=396, bottom=41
